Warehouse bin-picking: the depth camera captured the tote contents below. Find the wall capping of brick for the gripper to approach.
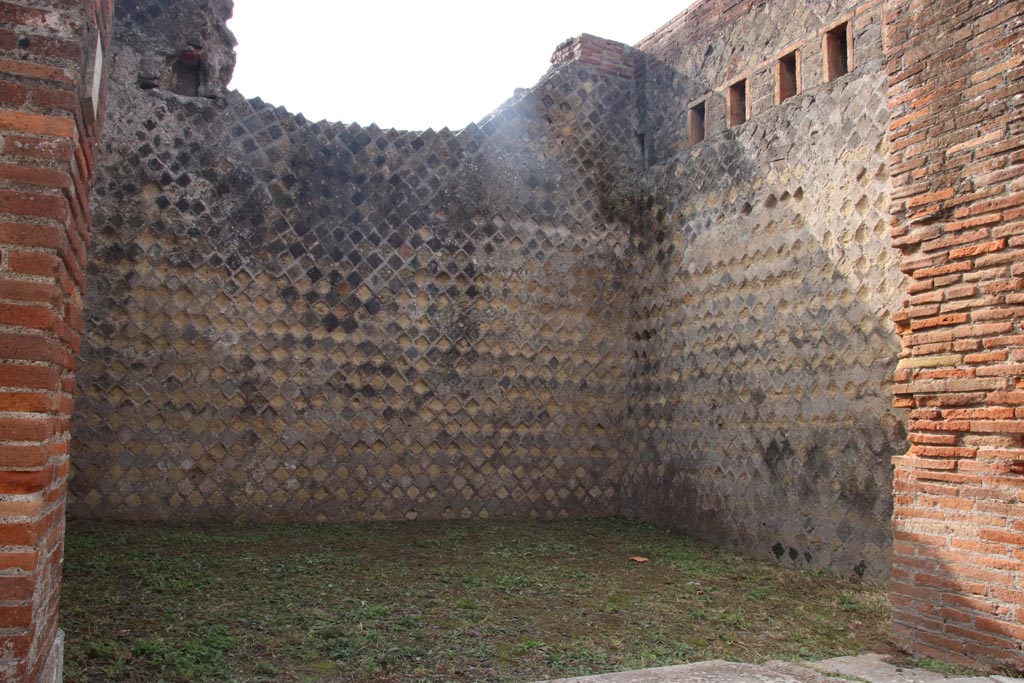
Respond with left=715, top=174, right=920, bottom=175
left=550, top=34, right=634, bottom=79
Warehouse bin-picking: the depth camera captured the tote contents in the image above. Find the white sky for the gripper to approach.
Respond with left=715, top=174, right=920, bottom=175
left=228, top=1, right=697, bottom=131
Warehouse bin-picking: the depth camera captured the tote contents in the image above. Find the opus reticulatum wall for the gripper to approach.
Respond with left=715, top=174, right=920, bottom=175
left=73, top=0, right=908, bottom=582
left=70, top=0, right=639, bottom=523
left=622, top=0, right=906, bottom=580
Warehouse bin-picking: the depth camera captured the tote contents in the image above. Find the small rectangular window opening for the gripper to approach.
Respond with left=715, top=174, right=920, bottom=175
left=689, top=101, right=706, bottom=145
left=824, top=23, right=849, bottom=81
left=727, top=79, right=747, bottom=128
left=777, top=51, right=798, bottom=103
left=171, top=59, right=201, bottom=97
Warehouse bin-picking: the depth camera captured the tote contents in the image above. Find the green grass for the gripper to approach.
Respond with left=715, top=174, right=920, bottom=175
left=61, top=518, right=893, bottom=683
left=891, top=657, right=997, bottom=678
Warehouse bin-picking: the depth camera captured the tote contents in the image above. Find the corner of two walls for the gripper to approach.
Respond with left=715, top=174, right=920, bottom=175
left=74, top=0, right=908, bottom=583
left=622, top=0, right=907, bottom=581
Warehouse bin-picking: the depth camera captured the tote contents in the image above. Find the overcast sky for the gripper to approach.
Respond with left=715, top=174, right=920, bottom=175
left=228, top=1, right=696, bottom=131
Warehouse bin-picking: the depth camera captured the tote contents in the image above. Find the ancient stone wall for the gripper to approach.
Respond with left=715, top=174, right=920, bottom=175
left=70, top=0, right=912, bottom=581
left=886, top=0, right=1024, bottom=669
left=69, top=4, right=638, bottom=521
left=0, top=0, right=113, bottom=680
left=621, top=0, right=906, bottom=580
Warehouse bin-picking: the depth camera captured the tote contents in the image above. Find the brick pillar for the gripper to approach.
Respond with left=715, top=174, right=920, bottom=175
left=0, top=1, right=112, bottom=680
left=886, top=0, right=1024, bottom=671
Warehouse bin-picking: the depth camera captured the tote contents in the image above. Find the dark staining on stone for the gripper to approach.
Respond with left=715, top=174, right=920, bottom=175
left=763, top=437, right=792, bottom=474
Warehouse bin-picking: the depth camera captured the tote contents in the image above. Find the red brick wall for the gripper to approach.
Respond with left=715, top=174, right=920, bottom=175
left=886, top=0, right=1024, bottom=670
left=0, top=0, right=112, bottom=680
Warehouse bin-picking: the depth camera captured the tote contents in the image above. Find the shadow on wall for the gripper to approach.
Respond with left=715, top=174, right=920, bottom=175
left=73, top=0, right=907, bottom=584
left=620, top=46, right=907, bottom=581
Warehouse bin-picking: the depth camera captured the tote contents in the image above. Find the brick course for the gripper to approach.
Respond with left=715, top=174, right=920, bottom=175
left=886, top=0, right=1024, bottom=669
left=0, top=0, right=112, bottom=680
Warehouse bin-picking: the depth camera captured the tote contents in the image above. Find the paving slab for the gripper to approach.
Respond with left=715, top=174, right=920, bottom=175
left=808, top=654, right=1013, bottom=683
left=532, top=660, right=849, bottom=683
left=531, top=654, right=1021, bottom=683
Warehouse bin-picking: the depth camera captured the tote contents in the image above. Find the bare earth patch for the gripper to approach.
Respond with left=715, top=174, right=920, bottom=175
left=61, top=519, right=894, bottom=683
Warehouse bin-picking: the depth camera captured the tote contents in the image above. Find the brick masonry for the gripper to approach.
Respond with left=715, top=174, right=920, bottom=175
left=0, top=0, right=113, bottom=680
left=886, top=0, right=1024, bottom=670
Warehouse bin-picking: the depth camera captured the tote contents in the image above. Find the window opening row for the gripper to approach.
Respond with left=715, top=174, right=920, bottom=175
left=688, top=21, right=851, bottom=146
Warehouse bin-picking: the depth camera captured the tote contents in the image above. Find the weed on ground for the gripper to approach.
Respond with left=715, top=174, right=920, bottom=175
left=61, top=518, right=893, bottom=683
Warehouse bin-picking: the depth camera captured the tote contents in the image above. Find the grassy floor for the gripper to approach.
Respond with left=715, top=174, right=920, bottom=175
left=61, top=518, right=893, bottom=683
